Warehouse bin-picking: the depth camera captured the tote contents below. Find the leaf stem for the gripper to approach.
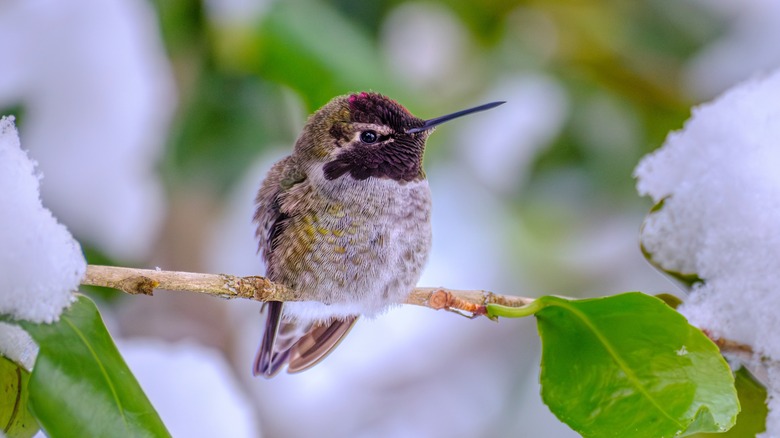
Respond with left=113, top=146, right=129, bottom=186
left=486, top=299, right=544, bottom=318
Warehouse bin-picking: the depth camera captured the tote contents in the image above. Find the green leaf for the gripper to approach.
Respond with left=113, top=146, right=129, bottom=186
left=691, top=367, right=767, bottom=437
left=0, top=355, right=39, bottom=438
left=488, top=292, right=740, bottom=437
left=533, top=293, right=738, bottom=437
left=17, top=295, right=170, bottom=438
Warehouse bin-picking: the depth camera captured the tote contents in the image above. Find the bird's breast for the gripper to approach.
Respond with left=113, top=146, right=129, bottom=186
left=277, top=175, right=433, bottom=321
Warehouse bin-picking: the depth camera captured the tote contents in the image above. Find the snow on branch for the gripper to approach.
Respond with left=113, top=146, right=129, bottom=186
left=635, top=69, right=780, bottom=436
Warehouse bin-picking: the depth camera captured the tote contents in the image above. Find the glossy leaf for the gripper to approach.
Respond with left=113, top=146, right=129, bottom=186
left=17, top=295, right=170, bottom=438
left=488, top=292, right=739, bottom=437
left=0, top=355, right=39, bottom=438
left=537, top=293, right=737, bottom=437
left=691, top=367, right=767, bottom=437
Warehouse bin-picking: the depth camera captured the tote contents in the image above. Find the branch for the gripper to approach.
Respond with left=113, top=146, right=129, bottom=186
left=81, top=265, right=534, bottom=317
left=704, top=330, right=761, bottom=364
left=81, top=265, right=764, bottom=361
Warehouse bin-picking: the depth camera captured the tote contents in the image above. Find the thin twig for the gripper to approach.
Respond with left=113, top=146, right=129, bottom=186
left=81, top=265, right=768, bottom=362
left=703, top=330, right=758, bottom=362
left=81, top=265, right=535, bottom=316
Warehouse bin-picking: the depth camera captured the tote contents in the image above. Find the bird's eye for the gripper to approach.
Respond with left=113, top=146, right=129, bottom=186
left=360, top=130, right=378, bottom=144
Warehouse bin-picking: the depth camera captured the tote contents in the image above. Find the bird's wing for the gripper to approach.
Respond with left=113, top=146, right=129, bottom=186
left=252, top=156, right=306, bottom=377
left=257, top=315, right=359, bottom=377
left=252, top=157, right=360, bottom=377
left=287, top=316, right=359, bottom=373
left=253, top=156, right=305, bottom=273
left=254, top=301, right=285, bottom=376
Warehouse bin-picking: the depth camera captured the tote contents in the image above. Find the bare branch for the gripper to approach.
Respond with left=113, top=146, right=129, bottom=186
left=81, top=265, right=770, bottom=366
left=81, top=265, right=535, bottom=316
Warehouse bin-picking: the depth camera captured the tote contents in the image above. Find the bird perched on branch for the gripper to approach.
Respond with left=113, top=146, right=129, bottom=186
left=253, top=92, right=503, bottom=377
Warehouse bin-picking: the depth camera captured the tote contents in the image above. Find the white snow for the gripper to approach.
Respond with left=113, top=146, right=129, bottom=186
left=0, top=116, right=85, bottom=323
left=634, top=69, right=780, bottom=436
left=0, top=322, right=39, bottom=371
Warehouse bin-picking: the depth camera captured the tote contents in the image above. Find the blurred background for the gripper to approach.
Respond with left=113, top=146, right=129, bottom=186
left=2, top=0, right=778, bottom=436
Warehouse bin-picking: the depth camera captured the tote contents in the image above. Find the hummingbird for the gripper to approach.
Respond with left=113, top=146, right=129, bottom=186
left=253, top=92, right=504, bottom=377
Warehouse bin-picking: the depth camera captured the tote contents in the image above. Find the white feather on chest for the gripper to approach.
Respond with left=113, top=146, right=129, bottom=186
left=282, top=166, right=432, bottom=322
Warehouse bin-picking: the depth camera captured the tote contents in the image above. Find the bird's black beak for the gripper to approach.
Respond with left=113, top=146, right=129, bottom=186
left=406, top=101, right=505, bottom=134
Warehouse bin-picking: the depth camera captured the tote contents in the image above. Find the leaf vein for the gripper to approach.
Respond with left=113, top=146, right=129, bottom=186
left=554, top=299, right=683, bottom=428
left=62, top=315, right=130, bottom=431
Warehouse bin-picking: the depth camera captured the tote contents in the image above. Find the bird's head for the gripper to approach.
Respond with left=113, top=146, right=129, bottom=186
left=295, top=91, right=503, bottom=182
